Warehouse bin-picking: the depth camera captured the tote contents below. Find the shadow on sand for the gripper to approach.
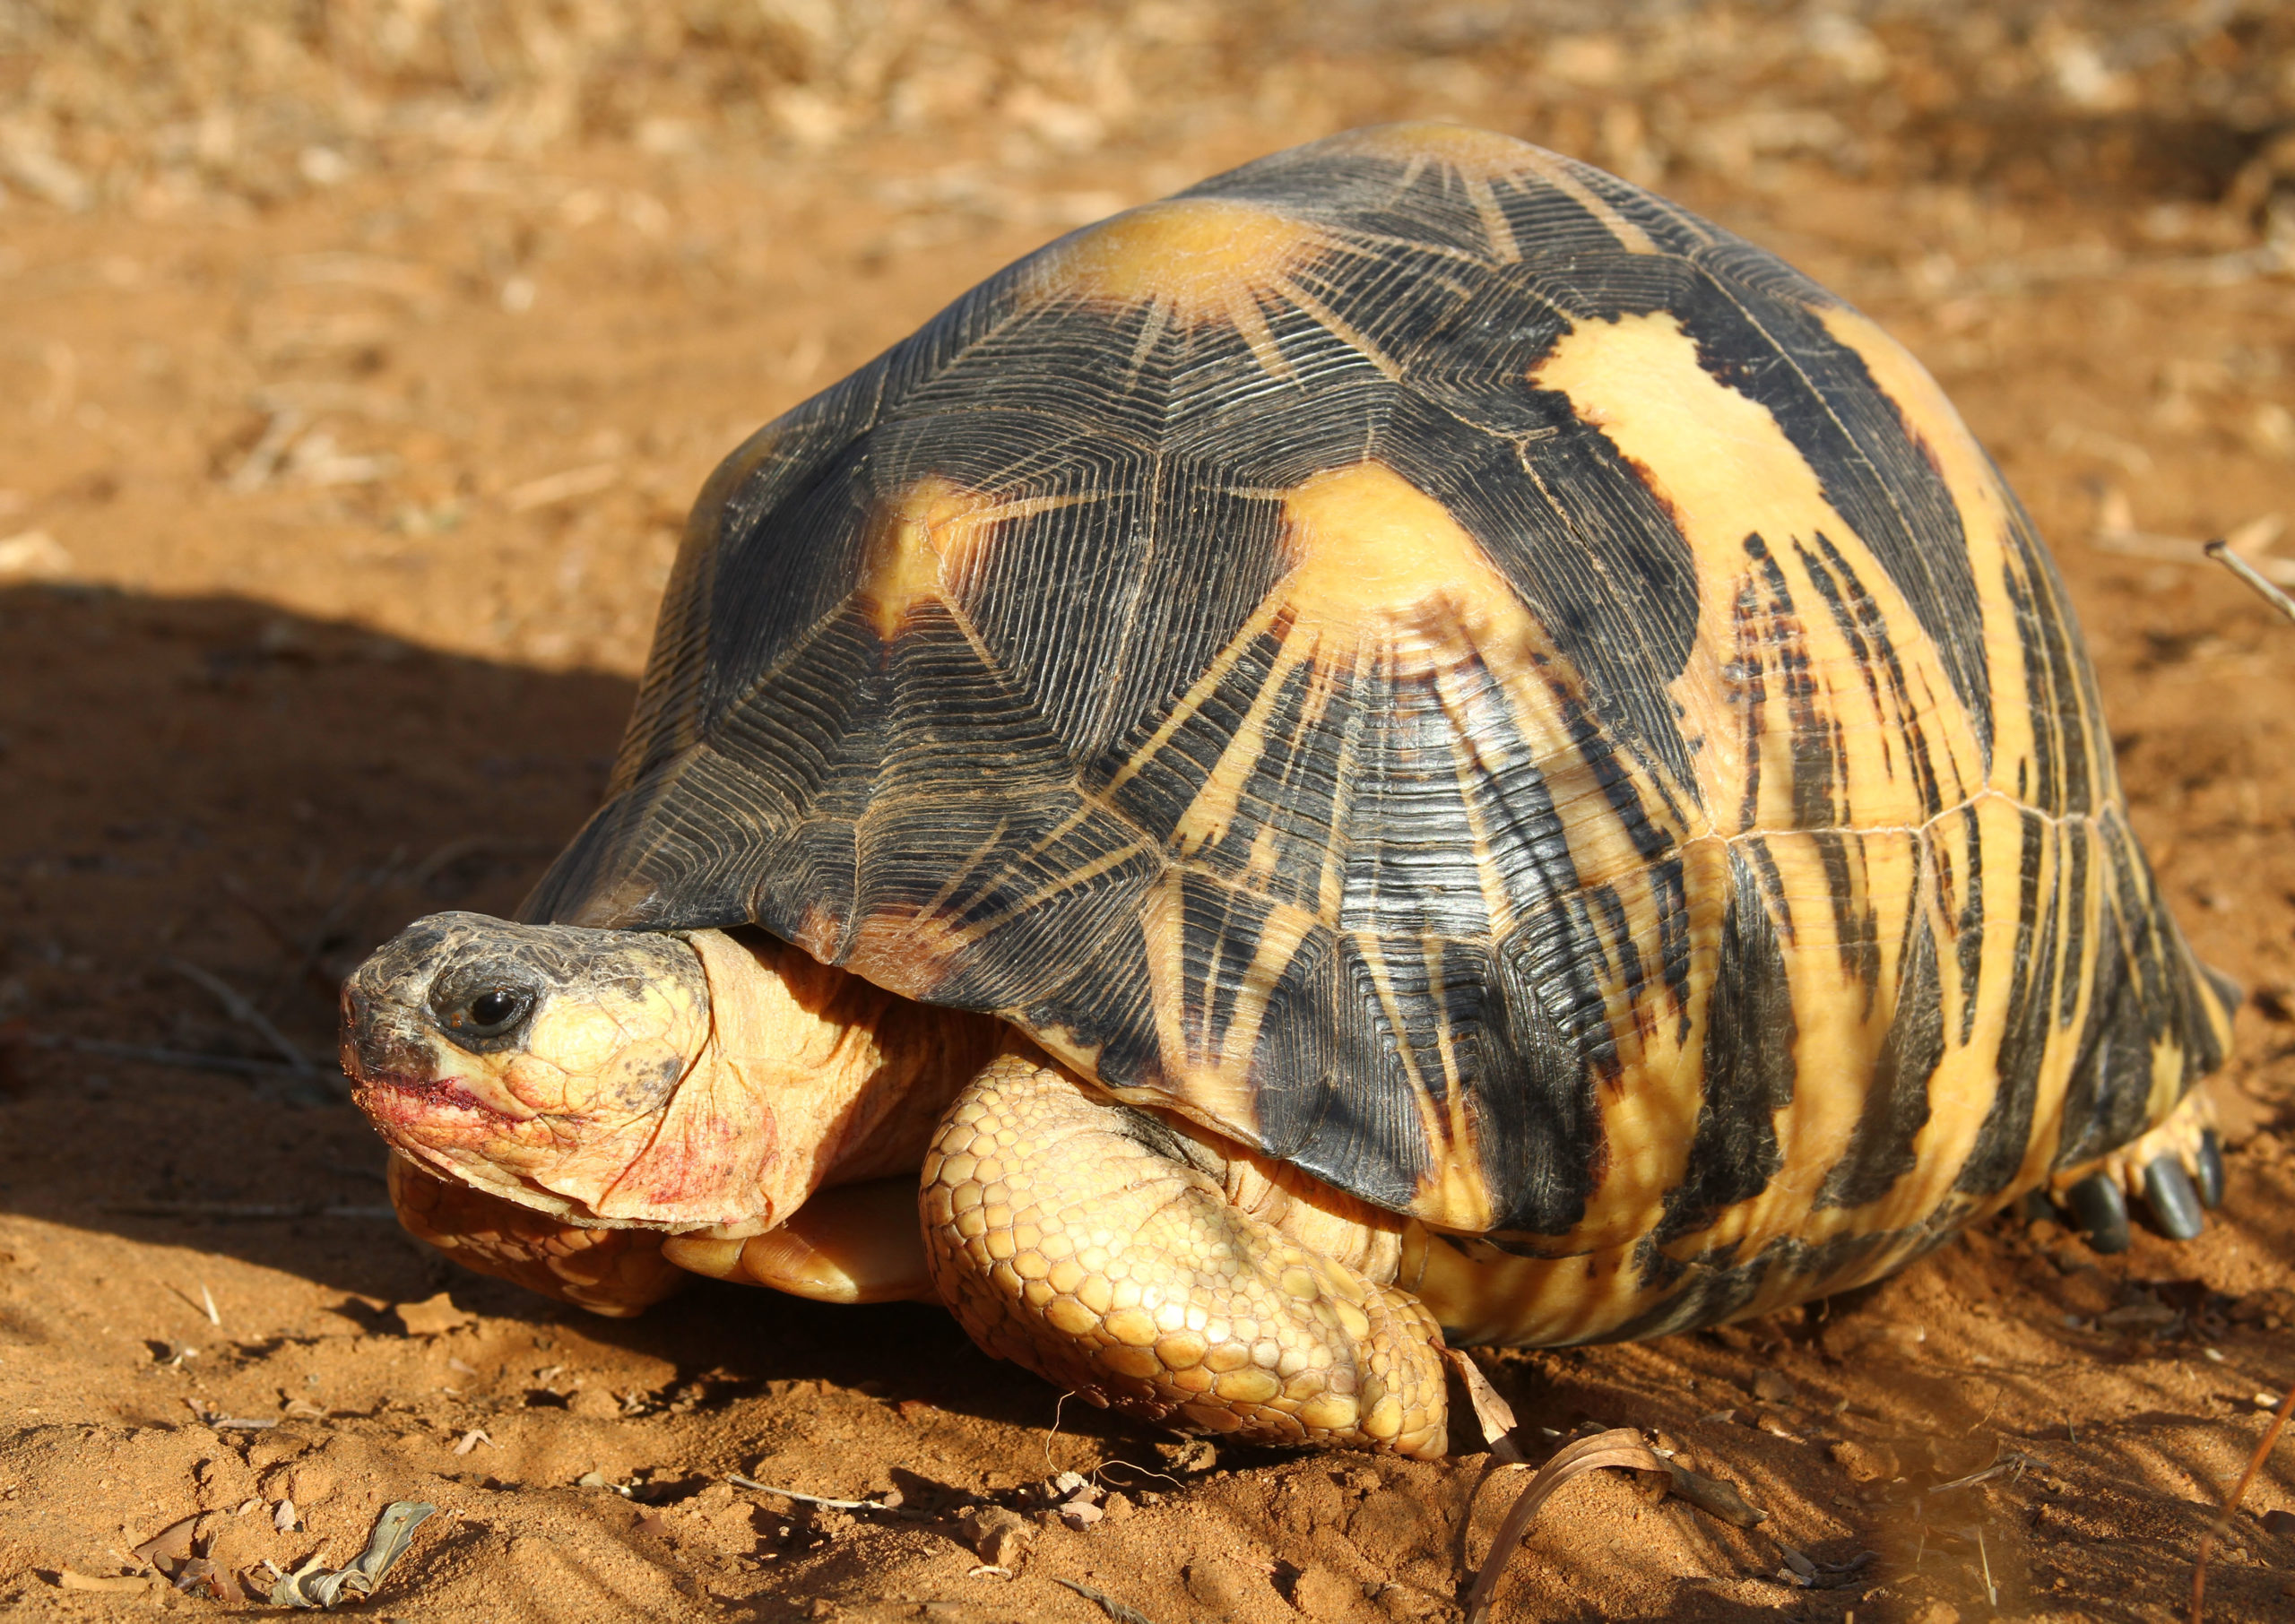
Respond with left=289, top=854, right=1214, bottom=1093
left=0, top=581, right=1136, bottom=1438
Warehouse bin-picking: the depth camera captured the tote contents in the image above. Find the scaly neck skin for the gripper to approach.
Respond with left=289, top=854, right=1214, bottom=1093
left=674, top=929, right=1000, bottom=1237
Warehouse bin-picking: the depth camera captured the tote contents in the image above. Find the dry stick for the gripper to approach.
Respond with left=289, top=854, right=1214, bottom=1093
left=2205, top=538, right=2295, bottom=623
left=2188, top=1378, right=2295, bottom=1624
left=168, top=958, right=319, bottom=1074
left=1051, top=1577, right=1162, bottom=1624
left=275, top=851, right=404, bottom=1008
left=725, top=1475, right=888, bottom=1511
left=1464, top=1429, right=1667, bottom=1624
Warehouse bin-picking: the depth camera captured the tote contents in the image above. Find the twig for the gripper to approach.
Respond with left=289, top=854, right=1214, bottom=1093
left=2092, top=513, right=2289, bottom=579
left=1927, top=1453, right=2032, bottom=1497
left=227, top=404, right=307, bottom=493
left=726, top=1475, right=888, bottom=1510
left=260, top=851, right=407, bottom=1011
left=1052, top=1577, right=1161, bottom=1624
left=218, top=874, right=348, bottom=1008
left=2206, top=539, right=2295, bottom=625
left=1044, top=1393, right=1073, bottom=1465
left=199, top=1282, right=221, bottom=1328
left=168, top=958, right=320, bottom=1073
left=161, top=1281, right=214, bottom=1326
left=2190, top=1378, right=2295, bottom=1624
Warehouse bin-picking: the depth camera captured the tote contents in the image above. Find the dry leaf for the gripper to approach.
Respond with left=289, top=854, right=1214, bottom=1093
left=1466, top=1429, right=1667, bottom=1624
left=131, top=1514, right=200, bottom=1569
left=268, top=1500, right=437, bottom=1610
left=1442, top=1346, right=1527, bottom=1463
left=394, top=1292, right=472, bottom=1336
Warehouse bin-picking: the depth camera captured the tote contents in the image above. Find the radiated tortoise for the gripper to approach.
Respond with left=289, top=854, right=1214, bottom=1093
left=341, top=124, right=2237, bottom=1458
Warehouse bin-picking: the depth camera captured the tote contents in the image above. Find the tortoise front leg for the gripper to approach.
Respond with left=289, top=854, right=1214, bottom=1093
left=921, top=1047, right=1451, bottom=1457
left=387, top=1153, right=687, bottom=1317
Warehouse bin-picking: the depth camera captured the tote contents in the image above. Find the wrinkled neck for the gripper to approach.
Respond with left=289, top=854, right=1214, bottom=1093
left=669, top=929, right=1000, bottom=1233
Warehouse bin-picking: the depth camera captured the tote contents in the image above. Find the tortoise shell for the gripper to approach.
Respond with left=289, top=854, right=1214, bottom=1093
left=525, top=124, right=2232, bottom=1337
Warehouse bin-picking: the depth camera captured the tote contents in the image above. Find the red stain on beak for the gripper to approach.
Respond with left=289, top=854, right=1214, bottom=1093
left=355, top=1070, right=522, bottom=1128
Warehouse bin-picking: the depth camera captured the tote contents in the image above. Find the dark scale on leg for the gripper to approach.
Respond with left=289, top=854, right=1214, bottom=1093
left=2195, top=1129, right=2226, bottom=1209
left=2142, top=1157, right=2204, bottom=1242
left=2064, top=1174, right=2130, bottom=1255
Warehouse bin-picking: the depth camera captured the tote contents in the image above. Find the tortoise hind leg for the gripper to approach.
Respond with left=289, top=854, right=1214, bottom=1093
left=921, top=1045, right=1450, bottom=1457
left=2050, top=1086, right=2223, bottom=1254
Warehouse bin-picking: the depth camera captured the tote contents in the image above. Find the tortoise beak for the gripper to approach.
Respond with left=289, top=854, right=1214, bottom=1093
left=339, top=974, right=437, bottom=1089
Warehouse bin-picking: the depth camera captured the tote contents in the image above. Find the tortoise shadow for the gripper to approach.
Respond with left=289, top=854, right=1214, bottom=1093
left=1, top=583, right=626, bottom=1281
left=0, top=583, right=1191, bottom=1436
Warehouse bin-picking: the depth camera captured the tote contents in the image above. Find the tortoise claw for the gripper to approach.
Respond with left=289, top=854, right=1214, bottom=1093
left=2017, top=1188, right=2057, bottom=1224
left=2065, top=1173, right=2131, bottom=1255
left=2140, top=1156, right=2205, bottom=1242
left=2195, top=1128, right=2226, bottom=1210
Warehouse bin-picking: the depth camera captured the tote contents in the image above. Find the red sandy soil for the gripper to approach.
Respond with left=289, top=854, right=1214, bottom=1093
left=3, top=5, right=2293, bottom=1620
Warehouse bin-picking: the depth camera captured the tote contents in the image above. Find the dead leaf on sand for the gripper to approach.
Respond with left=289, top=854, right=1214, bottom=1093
left=394, top=1291, right=473, bottom=1336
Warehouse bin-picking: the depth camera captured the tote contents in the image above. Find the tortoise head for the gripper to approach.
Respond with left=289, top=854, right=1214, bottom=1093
left=341, top=911, right=780, bottom=1231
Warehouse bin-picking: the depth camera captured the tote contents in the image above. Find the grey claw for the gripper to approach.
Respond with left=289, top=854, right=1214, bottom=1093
left=2017, top=1189, right=2056, bottom=1224
left=2142, top=1156, right=2205, bottom=1242
left=2195, top=1129, right=2225, bottom=1210
left=2066, top=1174, right=2131, bottom=1254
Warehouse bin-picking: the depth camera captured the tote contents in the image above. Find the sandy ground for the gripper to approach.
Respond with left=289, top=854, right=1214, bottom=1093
left=4, top=4, right=2295, bottom=1620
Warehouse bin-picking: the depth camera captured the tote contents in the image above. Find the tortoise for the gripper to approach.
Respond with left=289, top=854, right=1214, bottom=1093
left=342, top=124, right=2237, bottom=1458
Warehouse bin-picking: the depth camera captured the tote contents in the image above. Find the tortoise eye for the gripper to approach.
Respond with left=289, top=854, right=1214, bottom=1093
left=464, top=989, right=530, bottom=1034
left=426, top=961, right=544, bottom=1048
